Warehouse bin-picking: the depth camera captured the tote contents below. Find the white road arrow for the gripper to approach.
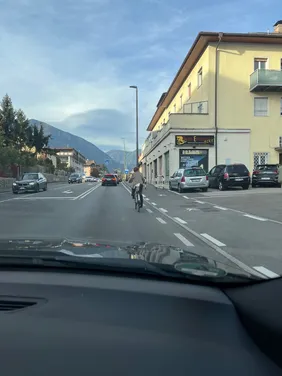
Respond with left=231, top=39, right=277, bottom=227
left=63, top=190, right=73, bottom=194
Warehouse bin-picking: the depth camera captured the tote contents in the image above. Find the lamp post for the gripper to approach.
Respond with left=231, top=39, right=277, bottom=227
left=129, top=85, right=139, bottom=166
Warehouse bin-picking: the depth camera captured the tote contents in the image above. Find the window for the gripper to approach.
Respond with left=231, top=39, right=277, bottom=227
left=173, top=104, right=176, bottom=113
left=279, top=136, right=282, bottom=148
left=188, top=83, right=191, bottom=99
left=281, top=58, right=282, bottom=70
left=254, top=97, right=268, bottom=116
left=253, top=153, right=269, bottom=168
left=197, top=68, right=202, bottom=87
left=280, top=98, right=282, bottom=115
left=168, top=111, right=171, bottom=117
left=184, top=168, right=206, bottom=177
left=180, top=95, right=183, bottom=109
left=198, top=102, right=203, bottom=113
left=254, top=58, right=267, bottom=70
left=226, top=165, right=249, bottom=174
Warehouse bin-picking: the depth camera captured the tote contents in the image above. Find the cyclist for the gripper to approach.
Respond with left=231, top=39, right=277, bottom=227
left=129, top=166, right=145, bottom=207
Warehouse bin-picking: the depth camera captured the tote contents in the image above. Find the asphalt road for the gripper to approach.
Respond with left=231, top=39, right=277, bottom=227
left=0, top=181, right=281, bottom=279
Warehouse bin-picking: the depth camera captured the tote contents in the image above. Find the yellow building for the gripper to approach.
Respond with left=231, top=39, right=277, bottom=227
left=140, top=20, right=282, bottom=183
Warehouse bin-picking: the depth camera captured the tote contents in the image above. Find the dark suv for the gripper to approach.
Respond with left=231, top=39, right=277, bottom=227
left=208, top=164, right=250, bottom=191
left=252, top=164, right=281, bottom=188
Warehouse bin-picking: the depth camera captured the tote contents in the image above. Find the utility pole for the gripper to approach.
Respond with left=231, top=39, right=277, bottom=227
left=129, top=85, right=139, bottom=166
left=122, top=137, right=127, bottom=172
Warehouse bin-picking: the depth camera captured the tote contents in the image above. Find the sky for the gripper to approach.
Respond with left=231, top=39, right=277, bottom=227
left=0, top=0, right=280, bottom=151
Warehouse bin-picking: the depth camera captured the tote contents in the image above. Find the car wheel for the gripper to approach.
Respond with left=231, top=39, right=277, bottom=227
left=169, top=182, right=173, bottom=190
left=35, top=184, right=39, bottom=193
left=43, top=185, right=47, bottom=191
left=201, top=188, right=208, bottom=192
left=277, top=183, right=281, bottom=188
left=251, top=183, right=257, bottom=188
left=218, top=182, right=225, bottom=191
left=13, top=191, right=18, bottom=194
left=242, top=185, right=249, bottom=190
left=178, top=184, right=183, bottom=193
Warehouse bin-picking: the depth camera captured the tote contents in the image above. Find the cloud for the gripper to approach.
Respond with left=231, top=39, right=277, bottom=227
left=0, top=0, right=279, bottom=151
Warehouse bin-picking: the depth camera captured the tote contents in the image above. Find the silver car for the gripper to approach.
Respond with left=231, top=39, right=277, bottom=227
left=169, top=167, right=209, bottom=193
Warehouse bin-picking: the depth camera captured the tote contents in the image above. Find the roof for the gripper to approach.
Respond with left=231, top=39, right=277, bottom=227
left=147, top=30, right=282, bottom=131
left=85, top=160, right=96, bottom=166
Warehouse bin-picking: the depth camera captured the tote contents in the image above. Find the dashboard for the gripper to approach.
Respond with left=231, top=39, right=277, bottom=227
left=0, top=270, right=281, bottom=375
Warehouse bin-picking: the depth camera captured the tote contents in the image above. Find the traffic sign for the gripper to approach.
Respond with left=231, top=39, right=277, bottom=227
left=104, top=159, right=110, bottom=166
left=125, top=169, right=129, bottom=174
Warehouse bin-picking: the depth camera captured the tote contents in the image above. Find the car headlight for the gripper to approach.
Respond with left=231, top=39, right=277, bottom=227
left=12, top=183, right=17, bottom=186
left=29, top=182, right=35, bottom=185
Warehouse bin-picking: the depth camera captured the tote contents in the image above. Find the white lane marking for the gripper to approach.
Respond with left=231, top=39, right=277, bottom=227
left=200, top=233, right=226, bottom=247
left=156, top=217, right=166, bottom=224
left=19, top=197, right=74, bottom=200
left=120, top=182, right=267, bottom=279
left=0, top=198, right=21, bottom=204
left=244, top=214, right=267, bottom=222
left=253, top=266, right=279, bottom=278
left=158, top=194, right=167, bottom=197
left=174, top=217, right=187, bottom=224
left=62, top=190, right=73, bottom=194
left=143, top=195, right=146, bottom=198
left=183, top=196, right=189, bottom=199
left=78, top=184, right=101, bottom=200
left=146, top=209, right=153, bottom=214
left=214, top=206, right=228, bottom=211
left=186, top=208, right=199, bottom=211
left=174, top=233, right=194, bottom=247
left=159, top=208, right=168, bottom=213
left=151, top=202, right=157, bottom=206
left=194, top=200, right=205, bottom=204
left=145, top=198, right=150, bottom=201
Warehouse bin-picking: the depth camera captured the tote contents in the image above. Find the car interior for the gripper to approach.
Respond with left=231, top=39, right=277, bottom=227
left=0, top=267, right=281, bottom=375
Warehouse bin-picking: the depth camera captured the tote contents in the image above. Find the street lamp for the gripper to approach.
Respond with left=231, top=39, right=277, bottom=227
left=129, top=85, right=139, bottom=166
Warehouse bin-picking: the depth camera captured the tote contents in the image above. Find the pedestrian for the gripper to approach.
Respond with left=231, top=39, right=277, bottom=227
left=278, top=164, right=282, bottom=188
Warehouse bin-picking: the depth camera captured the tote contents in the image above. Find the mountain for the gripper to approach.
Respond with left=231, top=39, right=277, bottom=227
left=107, top=149, right=141, bottom=171
left=30, top=119, right=123, bottom=170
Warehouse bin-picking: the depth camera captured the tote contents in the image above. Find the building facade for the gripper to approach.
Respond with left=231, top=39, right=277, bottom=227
left=84, top=160, right=96, bottom=176
left=55, top=148, right=86, bottom=173
left=140, top=21, right=282, bottom=184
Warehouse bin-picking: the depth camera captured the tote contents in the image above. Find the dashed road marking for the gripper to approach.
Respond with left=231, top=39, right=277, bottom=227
left=174, top=233, right=194, bottom=247
left=253, top=266, right=279, bottom=278
left=183, top=196, right=189, bottom=199
left=244, top=214, right=267, bottom=222
left=146, top=209, right=153, bottom=214
left=200, top=233, right=226, bottom=247
left=174, top=217, right=187, bottom=224
left=159, top=208, right=168, bottom=213
left=194, top=200, right=205, bottom=204
left=151, top=202, right=157, bottom=206
left=156, top=217, right=166, bottom=224
left=214, top=206, right=228, bottom=211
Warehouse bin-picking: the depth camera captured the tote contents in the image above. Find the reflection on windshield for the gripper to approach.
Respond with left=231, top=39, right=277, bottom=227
left=22, top=174, right=38, bottom=180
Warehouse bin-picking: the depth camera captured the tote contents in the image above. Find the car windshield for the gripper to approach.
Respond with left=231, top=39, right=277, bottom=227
left=0, top=3, right=280, bottom=287
left=22, top=173, right=38, bottom=180
left=184, top=168, right=206, bottom=176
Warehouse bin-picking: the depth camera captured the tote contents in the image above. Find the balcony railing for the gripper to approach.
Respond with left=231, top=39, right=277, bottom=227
left=250, top=69, right=282, bottom=92
left=183, top=100, right=208, bottom=114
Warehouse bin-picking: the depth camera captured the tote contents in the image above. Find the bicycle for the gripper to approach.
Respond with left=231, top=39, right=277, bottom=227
left=134, top=183, right=142, bottom=212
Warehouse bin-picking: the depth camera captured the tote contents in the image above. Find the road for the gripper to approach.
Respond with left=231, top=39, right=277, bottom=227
left=0, top=181, right=281, bottom=279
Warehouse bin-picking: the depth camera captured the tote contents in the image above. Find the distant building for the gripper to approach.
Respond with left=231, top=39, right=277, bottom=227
left=55, top=148, right=86, bottom=173
left=84, top=160, right=96, bottom=176
left=39, top=148, right=57, bottom=168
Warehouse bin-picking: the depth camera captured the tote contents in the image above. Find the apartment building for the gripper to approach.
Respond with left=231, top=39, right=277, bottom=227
left=55, top=148, right=86, bottom=173
left=140, top=20, right=282, bottom=183
left=84, top=160, right=96, bottom=176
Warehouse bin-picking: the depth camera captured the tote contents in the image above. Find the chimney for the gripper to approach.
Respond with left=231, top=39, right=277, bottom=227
left=273, top=20, right=282, bottom=33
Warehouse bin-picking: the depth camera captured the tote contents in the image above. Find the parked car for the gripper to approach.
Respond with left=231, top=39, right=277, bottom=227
left=169, top=167, right=209, bottom=193
left=85, top=176, right=95, bottom=182
left=208, top=163, right=250, bottom=191
left=68, top=173, right=82, bottom=184
left=12, top=172, right=47, bottom=194
left=101, top=174, right=118, bottom=186
left=252, top=164, right=281, bottom=188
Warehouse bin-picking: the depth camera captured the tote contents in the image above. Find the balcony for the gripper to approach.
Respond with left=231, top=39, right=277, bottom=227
left=250, top=69, right=282, bottom=92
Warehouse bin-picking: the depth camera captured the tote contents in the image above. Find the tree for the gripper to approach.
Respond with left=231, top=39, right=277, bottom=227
left=31, top=123, right=51, bottom=155
left=0, top=94, right=16, bottom=146
left=14, top=109, right=31, bottom=150
left=0, top=128, right=20, bottom=174
left=91, top=167, right=99, bottom=177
